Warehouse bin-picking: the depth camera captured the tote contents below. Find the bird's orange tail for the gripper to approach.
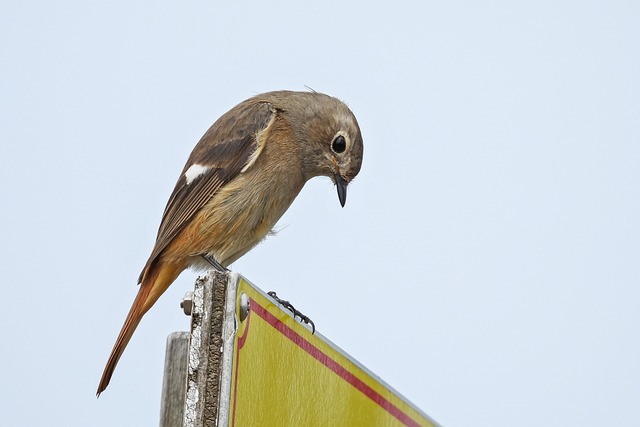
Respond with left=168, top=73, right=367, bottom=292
left=97, top=261, right=183, bottom=396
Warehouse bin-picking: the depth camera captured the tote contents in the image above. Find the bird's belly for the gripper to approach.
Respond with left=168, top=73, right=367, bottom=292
left=184, top=168, right=305, bottom=267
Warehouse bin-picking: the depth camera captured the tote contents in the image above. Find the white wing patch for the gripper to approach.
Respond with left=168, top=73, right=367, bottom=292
left=184, top=164, right=210, bottom=185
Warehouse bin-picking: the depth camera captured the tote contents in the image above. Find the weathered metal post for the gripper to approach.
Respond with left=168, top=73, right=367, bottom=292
left=182, top=271, right=237, bottom=427
left=159, top=332, right=189, bottom=427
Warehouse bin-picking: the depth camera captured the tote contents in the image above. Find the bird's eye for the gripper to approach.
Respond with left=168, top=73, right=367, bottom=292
left=331, top=135, right=347, bottom=154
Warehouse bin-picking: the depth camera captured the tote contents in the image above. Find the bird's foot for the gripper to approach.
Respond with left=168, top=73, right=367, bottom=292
left=202, top=254, right=228, bottom=273
left=267, top=291, right=315, bottom=334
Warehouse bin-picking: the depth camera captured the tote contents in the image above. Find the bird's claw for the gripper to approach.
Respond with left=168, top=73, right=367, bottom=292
left=267, top=291, right=315, bottom=334
left=202, top=254, right=228, bottom=272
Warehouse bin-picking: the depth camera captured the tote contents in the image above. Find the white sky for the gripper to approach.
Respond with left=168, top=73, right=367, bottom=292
left=1, top=1, right=639, bottom=426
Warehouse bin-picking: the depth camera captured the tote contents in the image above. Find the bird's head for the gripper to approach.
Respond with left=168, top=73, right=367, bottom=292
left=287, top=92, right=364, bottom=207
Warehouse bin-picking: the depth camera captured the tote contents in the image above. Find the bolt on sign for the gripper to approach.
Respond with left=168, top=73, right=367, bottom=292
left=183, top=272, right=439, bottom=427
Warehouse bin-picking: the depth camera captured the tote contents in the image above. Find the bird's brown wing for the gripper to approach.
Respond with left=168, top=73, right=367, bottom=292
left=138, top=100, right=275, bottom=282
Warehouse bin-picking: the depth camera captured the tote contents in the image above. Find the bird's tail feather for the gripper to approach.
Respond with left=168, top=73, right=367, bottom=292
left=96, top=261, right=182, bottom=396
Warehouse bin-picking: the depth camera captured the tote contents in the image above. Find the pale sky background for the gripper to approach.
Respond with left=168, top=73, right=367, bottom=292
left=1, top=1, right=639, bottom=426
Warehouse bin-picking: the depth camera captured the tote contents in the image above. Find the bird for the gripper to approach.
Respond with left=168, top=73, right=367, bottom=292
left=97, top=90, right=364, bottom=395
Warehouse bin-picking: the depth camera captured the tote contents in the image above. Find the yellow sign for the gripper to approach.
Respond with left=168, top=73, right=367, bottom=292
left=227, top=277, right=438, bottom=427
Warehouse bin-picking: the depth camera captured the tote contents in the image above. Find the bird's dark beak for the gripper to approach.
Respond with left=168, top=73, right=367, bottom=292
left=335, top=174, right=348, bottom=207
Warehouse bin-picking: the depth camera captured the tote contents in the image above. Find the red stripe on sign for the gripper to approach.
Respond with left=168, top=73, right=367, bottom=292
left=232, top=305, right=252, bottom=427
left=251, top=299, right=421, bottom=427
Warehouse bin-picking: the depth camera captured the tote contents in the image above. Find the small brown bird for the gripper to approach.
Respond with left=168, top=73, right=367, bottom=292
left=97, top=90, right=364, bottom=395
